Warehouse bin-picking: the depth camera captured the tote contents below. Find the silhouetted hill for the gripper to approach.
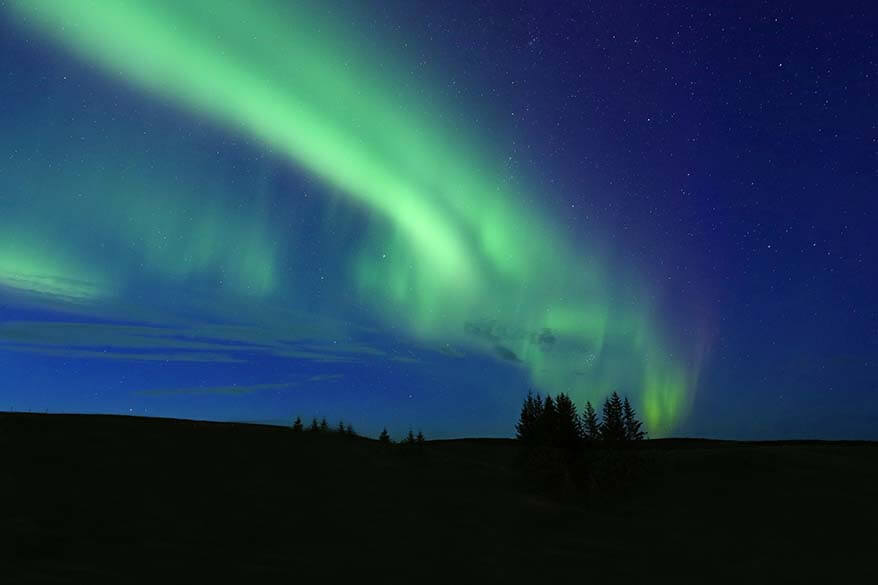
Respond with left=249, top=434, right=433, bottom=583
left=2, top=413, right=875, bottom=583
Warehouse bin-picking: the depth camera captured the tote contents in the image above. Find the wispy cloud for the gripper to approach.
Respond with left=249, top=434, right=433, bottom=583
left=136, top=373, right=344, bottom=396
left=0, top=344, right=244, bottom=363
left=0, top=319, right=405, bottom=365
left=137, top=381, right=298, bottom=396
left=307, top=373, right=345, bottom=382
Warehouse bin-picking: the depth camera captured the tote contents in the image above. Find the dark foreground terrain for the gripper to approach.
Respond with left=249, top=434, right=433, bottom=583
left=2, top=413, right=876, bottom=583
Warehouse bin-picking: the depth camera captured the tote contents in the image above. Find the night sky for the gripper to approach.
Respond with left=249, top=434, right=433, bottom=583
left=1, top=1, right=874, bottom=439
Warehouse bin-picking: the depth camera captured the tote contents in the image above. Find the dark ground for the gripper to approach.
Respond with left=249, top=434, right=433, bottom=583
left=2, top=413, right=876, bottom=583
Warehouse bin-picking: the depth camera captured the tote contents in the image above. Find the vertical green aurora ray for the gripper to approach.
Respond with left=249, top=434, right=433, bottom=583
left=5, top=0, right=700, bottom=433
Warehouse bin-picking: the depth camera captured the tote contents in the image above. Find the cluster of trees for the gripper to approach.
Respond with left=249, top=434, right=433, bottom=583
left=291, top=417, right=426, bottom=446
left=379, top=427, right=425, bottom=446
left=291, top=416, right=356, bottom=437
left=516, top=390, right=645, bottom=447
left=515, top=391, right=649, bottom=496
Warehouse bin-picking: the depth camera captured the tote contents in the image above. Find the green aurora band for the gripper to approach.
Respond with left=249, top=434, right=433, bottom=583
left=4, top=0, right=702, bottom=433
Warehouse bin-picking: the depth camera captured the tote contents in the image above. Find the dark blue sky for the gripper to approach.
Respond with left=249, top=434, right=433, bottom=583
left=0, top=1, right=875, bottom=439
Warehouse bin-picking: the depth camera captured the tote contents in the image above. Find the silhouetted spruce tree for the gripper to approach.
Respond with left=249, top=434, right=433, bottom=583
left=345, top=423, right=355, bottom=436
left=532, top=392, right=544, bottom=425
left=319, top=417, right=329, bottom=432
left=518, top=393, right=576, bottom=495
left=404, top=429, right=416, bottom=445
left=292, top=416, right=303, bottom=432
left=600, top=392, right=627, bottom=442
left=554, top=393, right=582, bottom=448
left=541, top=394, right=558, bottom=444
left=515, top=391, right=532, bottom=441
left=416, top=430, right=425, bottom=445
left=309, top=418, right=320, bottom=432
left=515, top=390, right=542, bottom=443
left=582, top=401, right=600, bottom=441
left=379, top=428, right=391, bottom=444
left=622, top=397, right=645, bottom=441
left=337, top=420, right=346, bottom=433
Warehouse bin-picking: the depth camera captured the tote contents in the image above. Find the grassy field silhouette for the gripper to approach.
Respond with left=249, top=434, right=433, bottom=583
left=3, top=412, right=875, bottom=583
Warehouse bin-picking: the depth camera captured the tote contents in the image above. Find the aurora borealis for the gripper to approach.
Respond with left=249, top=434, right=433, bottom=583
left=1, top=1, right=874, bottom=438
